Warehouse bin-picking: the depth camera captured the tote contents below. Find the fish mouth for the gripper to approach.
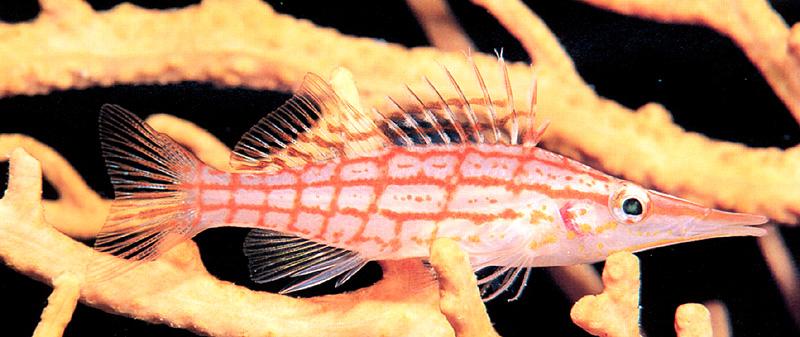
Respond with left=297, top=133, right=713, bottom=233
left=624, top=201, right=768, bottom=253
left=683, top=208, right=768, bottom=238
left=647, top=190, right=768, bottom=240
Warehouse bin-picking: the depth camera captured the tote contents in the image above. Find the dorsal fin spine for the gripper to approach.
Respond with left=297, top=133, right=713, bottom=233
left=524, top=66, right=539, bottom=147
left=341, top=99, right=382, bottom=155
left=373, top=107, right=414, bottom=146
left=470, top=55, right=501, bottom=144
left=442, top=65, right=483, bottom=143
left=424, top=76, right=468, bottom=143
left=499, top=55, right=519, bottom=145
left=388, top=96, right=432, bottom=145
left=291, top=97, right=320, bottom=127
left=273, top=107, right=321, bottom=161
left=273, top=106, right=327, bottom=162
left=405, top=84, right=450, bottom=144
left=272, top=109, right=301, bottom=135
left=531, top=119, right=550, bottom=147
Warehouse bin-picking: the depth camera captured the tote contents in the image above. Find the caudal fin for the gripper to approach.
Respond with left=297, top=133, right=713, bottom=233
left=90, top=104, right=200, bottom=282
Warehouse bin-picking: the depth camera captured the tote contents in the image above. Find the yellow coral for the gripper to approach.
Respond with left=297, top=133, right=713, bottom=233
left=571, top=252, right=641, bottom=337
left=571, top=252, right=717, bottom=337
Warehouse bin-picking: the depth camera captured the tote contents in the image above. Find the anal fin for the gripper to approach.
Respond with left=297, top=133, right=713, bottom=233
left=243, top=229, right=368, bottom=294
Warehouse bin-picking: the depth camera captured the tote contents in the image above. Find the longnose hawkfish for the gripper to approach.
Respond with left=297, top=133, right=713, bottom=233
left=93, top=59, right=767, bottom=301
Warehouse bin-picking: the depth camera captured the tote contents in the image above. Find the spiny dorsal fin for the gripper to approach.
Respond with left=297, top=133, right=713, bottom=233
left=243, top=229, right=369, bottom=293
left=231, top=72, right=388, bottom=172
left=374, top=56, right=546, bottom=147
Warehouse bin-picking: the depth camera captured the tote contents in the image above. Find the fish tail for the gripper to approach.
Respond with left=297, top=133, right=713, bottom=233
left=89, top=104, right=201, bottom=282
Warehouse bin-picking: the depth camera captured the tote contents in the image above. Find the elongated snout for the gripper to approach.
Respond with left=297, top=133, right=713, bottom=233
left=648, top=190, right=767, bottom=237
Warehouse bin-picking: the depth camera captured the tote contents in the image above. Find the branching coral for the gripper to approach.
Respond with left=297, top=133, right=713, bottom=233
left=405, top=0, right=473, bottom=52
left=571, top=252, right=716, bottom=337
left=31, top=273, right=80, bottom=337
left=571, top=252, right=641, bottom=337
left=430, top=239, right=500, bottom=337
left=0, top=134, right=108, bottom=239
left=0, top=0, right=798, bottom=336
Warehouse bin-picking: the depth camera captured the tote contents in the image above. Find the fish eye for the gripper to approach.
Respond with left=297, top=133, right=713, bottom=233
left=622, top=198, right=643, bottom=216
left=609, top=185, right=650, bottom=223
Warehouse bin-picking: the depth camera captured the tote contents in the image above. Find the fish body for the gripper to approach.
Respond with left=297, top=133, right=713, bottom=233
left=193, top=142, right=764, bottom=268
left=196, top=144, right=594, bottom=267
left=93, top=63, right=766, bottom=299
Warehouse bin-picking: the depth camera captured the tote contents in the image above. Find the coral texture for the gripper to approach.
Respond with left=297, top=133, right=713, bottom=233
left=571, top=253, right=715, bottom=337
left=674, top=304, right=713, bottom=337
left=31, top=273, right=80, bottom=337
left=571, top=252, right=641, bottom=337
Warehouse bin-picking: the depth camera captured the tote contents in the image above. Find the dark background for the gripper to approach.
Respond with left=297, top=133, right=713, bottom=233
left=1, top=1, right=799, bottom=336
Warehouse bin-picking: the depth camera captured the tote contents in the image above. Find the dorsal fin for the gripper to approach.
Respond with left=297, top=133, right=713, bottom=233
left=374, top=57, right=546, bottom=147
left=231, top=72, right=388, bottom=172
left=232, top=59, right=545, bottom=168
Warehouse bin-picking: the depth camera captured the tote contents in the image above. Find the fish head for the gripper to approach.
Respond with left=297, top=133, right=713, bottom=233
left=592, top=181, right=766, bottom=256
left=540, top=180, right=768, bottom=266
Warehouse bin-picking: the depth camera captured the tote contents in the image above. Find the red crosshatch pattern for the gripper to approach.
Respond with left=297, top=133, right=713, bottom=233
left=189, top=144, right=613, bottom=260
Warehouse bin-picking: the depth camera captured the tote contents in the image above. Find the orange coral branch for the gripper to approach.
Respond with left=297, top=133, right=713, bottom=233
left=548, top=264, right=603, bottom=302
left=406, top=0, right=474, bottom=52
left=32, top=273, right=80, bottom=337
left=144, top=114, right=233, bottom=171
left=571, top=252, right=719, bottom=337
left=571, top=252, right=641, bottom=337
left=470, top=0, right=587, bottom=87
left=0, top=134, right=107, bottom=239
left=430, top=238, right=500, bottom=337
left=580, top=0, right=800, bottom=124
